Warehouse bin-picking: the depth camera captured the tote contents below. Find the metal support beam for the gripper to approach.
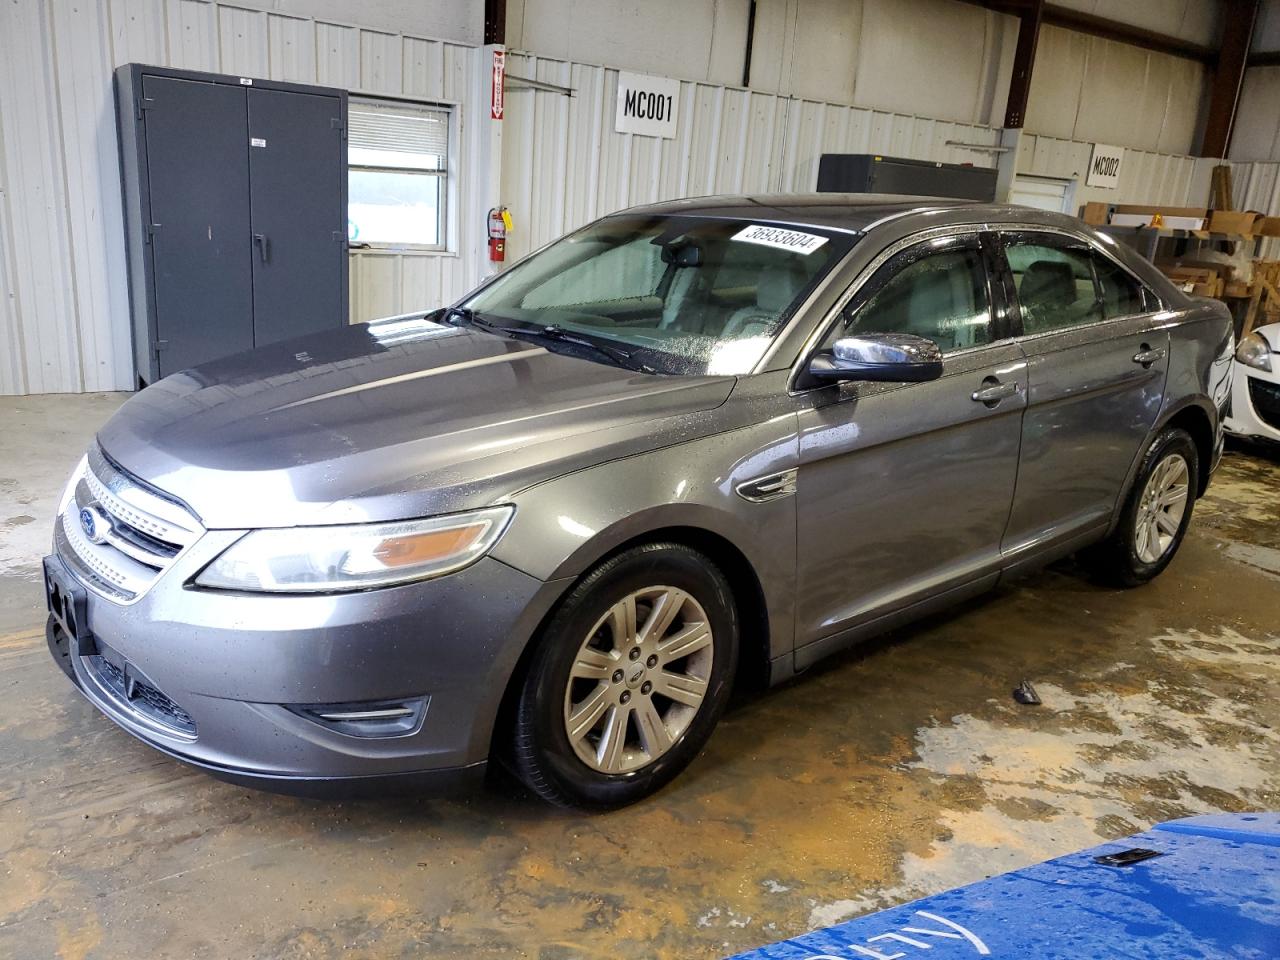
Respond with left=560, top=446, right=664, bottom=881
left=955, top=0, right=1215, bottom=62
left=1042, top=6, right=1215, bottom=62
left=483, top=0, right=506, bottom=46
left=1004, top=0, right=1043, bottom=128
left=1248, top=50, right=1280, bottom=67
left=1201, top=0, right=1260, bottom=158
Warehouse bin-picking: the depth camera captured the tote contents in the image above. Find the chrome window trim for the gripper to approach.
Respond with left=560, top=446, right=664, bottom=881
left=1005, top=309, right=1182, bottom=347
left=781, top=222, right=1008, bottom=393
left=779, top=219, right=1178, bottom=391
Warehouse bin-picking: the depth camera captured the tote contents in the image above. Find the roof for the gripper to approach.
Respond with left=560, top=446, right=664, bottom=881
left=620, top=192, right=979, bottom=233
left=619, top=193, right=1080, bottom=235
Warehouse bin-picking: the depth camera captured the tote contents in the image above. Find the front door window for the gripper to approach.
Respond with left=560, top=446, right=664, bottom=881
left=829, top=242, right=993, bottom=353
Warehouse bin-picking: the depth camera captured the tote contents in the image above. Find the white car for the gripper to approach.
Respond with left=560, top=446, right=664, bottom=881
left=1225, top=322, right=1280, bottom=444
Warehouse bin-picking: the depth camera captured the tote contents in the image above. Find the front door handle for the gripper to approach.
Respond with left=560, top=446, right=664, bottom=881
left=253, top=233, right=270, bottom=263
left=972, top=378, right=1017, bottom=406
left=1133, top=344, right=1166, bottom=367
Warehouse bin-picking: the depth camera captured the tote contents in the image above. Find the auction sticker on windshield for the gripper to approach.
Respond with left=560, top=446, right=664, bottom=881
left=733, top=224, right=830, bottom=254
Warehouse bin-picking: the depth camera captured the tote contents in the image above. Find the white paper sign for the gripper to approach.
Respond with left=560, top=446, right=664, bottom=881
left=615, top=71, right=679, bottom=139
left=733, top=224, right=829, bottom=254
left=1086, top=143, right=1125, bottom=189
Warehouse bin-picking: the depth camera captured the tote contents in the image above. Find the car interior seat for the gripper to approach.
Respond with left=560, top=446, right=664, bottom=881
left=721, top=262, right=806, bottom=339
left=1019, top=260, right=1097, bottom=332
left=903, top=263, right=977, bottom=351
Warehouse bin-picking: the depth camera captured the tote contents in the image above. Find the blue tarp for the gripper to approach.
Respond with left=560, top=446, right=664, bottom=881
left=728, top=813, right=1280, bottom=960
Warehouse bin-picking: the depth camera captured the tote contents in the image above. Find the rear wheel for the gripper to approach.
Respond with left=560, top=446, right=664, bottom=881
left=1085, top=426, right=1198, bottom=588
left=509, top=543, right=737, bottom=808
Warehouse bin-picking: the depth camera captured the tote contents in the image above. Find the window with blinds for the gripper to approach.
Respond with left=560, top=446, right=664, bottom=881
left=347, top=99, right=450, bottom=250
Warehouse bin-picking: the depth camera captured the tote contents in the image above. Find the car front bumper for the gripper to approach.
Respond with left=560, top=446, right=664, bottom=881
left=43, top=541, right=566, bottom=797
left=1224, top=360, right=1280, bottom=444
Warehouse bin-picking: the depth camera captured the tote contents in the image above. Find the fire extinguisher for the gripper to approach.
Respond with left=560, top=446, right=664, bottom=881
left=488, top=207, right=508, bottom=263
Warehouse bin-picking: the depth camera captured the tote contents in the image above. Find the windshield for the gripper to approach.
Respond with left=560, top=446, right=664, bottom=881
left=462, top=214, right=856, bottom=375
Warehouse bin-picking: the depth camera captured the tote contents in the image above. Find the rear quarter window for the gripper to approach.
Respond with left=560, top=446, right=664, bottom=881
left=1092, top=253, right=1149, bottom=319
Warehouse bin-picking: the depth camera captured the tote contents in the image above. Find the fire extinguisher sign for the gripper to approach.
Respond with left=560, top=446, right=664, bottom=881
left=491, top=50, right=505, bottom=121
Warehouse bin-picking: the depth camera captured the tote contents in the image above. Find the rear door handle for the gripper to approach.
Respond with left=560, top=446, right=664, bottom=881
left=972, top=378, right=1017, bottom=406
left=1133, top=344, right=1166, bottom=367
left=253, top=233, right=270, bottom=263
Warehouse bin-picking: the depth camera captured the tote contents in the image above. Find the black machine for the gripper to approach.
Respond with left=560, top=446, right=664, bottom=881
left=817, top=153, right=997, bottom=202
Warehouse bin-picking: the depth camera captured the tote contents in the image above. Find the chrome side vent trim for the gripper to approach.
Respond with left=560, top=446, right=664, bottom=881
left=736, top=468, right=798, bottom=503
left=288, top=698, right=429, bottom=738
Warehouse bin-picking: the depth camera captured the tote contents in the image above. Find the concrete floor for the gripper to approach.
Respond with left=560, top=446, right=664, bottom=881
left=1, top=392, right=1278, bottom=960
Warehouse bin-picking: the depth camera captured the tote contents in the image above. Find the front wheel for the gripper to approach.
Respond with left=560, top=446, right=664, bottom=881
left=508, top=543, right=738, bottom=808
left=1085, top=426, right=1198, bottom=588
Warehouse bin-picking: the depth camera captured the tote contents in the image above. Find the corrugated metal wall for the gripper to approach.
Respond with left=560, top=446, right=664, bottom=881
left=1229, top=160, right=1280, bottom=259
left=5, top=4, right=1277, bottom=397
left=0, top=0, right=482, bottom=396
left=500, top=52, right=1005, bottom=260
left=1019, top=133, right=1211, bottom=208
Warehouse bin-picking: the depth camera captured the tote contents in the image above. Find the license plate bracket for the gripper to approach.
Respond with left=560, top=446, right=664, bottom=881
left=43, top=556, right=96, bottom=656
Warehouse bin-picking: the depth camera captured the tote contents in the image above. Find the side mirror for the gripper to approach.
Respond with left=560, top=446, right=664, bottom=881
left=807, top=333, right=943, bottom=383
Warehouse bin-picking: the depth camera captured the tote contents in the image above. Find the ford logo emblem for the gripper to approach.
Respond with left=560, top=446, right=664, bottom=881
left=79, top=504, right=111, bottom=545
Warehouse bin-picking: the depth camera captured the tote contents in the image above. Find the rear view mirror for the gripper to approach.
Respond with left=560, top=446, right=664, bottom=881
left=660, top=240, right=702, bottom=267
left=807, top=333, right=943, bottom=383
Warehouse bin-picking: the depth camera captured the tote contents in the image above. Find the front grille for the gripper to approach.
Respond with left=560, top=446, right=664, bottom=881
left=55, top=447, right=203, bottom=603
left=1248, top=377, right=1280, bottom=431
left=86, top=649, right=196, bottom=737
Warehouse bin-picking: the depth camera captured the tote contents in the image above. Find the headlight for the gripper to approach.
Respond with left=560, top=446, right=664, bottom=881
left=1235, top=332, right=1273, bottom=372
left=194, top=506, right=514, bottom=593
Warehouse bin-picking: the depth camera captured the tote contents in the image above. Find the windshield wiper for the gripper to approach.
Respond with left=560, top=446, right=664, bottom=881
left=442, top=306, right=478, bottom=327
left=450, top=309, right=648, bottom=373
left=531, top=325, right=648, bottom=371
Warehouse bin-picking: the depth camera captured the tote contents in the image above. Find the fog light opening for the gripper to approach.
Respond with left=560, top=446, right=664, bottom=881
left=289, top=697, right=428, bottom=738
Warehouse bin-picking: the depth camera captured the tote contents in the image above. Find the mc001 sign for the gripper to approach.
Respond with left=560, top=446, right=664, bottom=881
left=615, top=71, right=680, bottom=139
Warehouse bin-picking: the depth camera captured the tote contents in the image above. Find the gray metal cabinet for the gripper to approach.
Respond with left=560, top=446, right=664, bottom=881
left=115, top=65, right=348, bottom=385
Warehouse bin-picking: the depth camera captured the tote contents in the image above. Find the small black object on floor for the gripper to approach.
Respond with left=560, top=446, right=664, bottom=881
left=1013, top=680, right=1042, bottom=706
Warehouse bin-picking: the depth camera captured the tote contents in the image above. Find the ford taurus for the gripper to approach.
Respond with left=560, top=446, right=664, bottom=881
left=44, top=195, right=1233, bottom=807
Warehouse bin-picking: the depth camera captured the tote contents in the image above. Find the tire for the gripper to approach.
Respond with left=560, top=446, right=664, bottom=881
left=1086, top=426, right=1198, bottom=588
left=508, top=543, right=738, bottom=808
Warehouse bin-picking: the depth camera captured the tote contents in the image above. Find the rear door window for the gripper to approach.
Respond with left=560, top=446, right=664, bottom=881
left=1003, top=238, right=1103, bottom=335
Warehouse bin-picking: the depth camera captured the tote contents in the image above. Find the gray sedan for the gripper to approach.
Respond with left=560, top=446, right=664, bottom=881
left=43, top=195, right=1233, bottom=807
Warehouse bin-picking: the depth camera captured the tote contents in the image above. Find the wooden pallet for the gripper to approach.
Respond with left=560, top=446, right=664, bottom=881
left=1242, top=260, right=1280, bottom=337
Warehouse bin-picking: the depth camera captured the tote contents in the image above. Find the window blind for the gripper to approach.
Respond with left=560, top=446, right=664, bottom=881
left=348, top=102, right=449, bottom=172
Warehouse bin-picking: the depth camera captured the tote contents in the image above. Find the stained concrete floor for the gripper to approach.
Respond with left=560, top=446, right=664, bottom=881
left=1, top=391, right=1278, bottom=960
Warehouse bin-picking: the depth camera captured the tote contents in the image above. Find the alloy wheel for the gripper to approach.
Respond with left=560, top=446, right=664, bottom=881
left=1134, top=453, right=1190, bottom=564
left=562, top=586, right=714, bottom=774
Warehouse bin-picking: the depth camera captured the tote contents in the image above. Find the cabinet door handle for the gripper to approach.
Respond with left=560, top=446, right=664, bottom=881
left=253, top=233, right=270, bottom=263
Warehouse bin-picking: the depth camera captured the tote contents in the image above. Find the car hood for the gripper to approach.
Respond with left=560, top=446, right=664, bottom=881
left=98, top=318, right=736, bottom=528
